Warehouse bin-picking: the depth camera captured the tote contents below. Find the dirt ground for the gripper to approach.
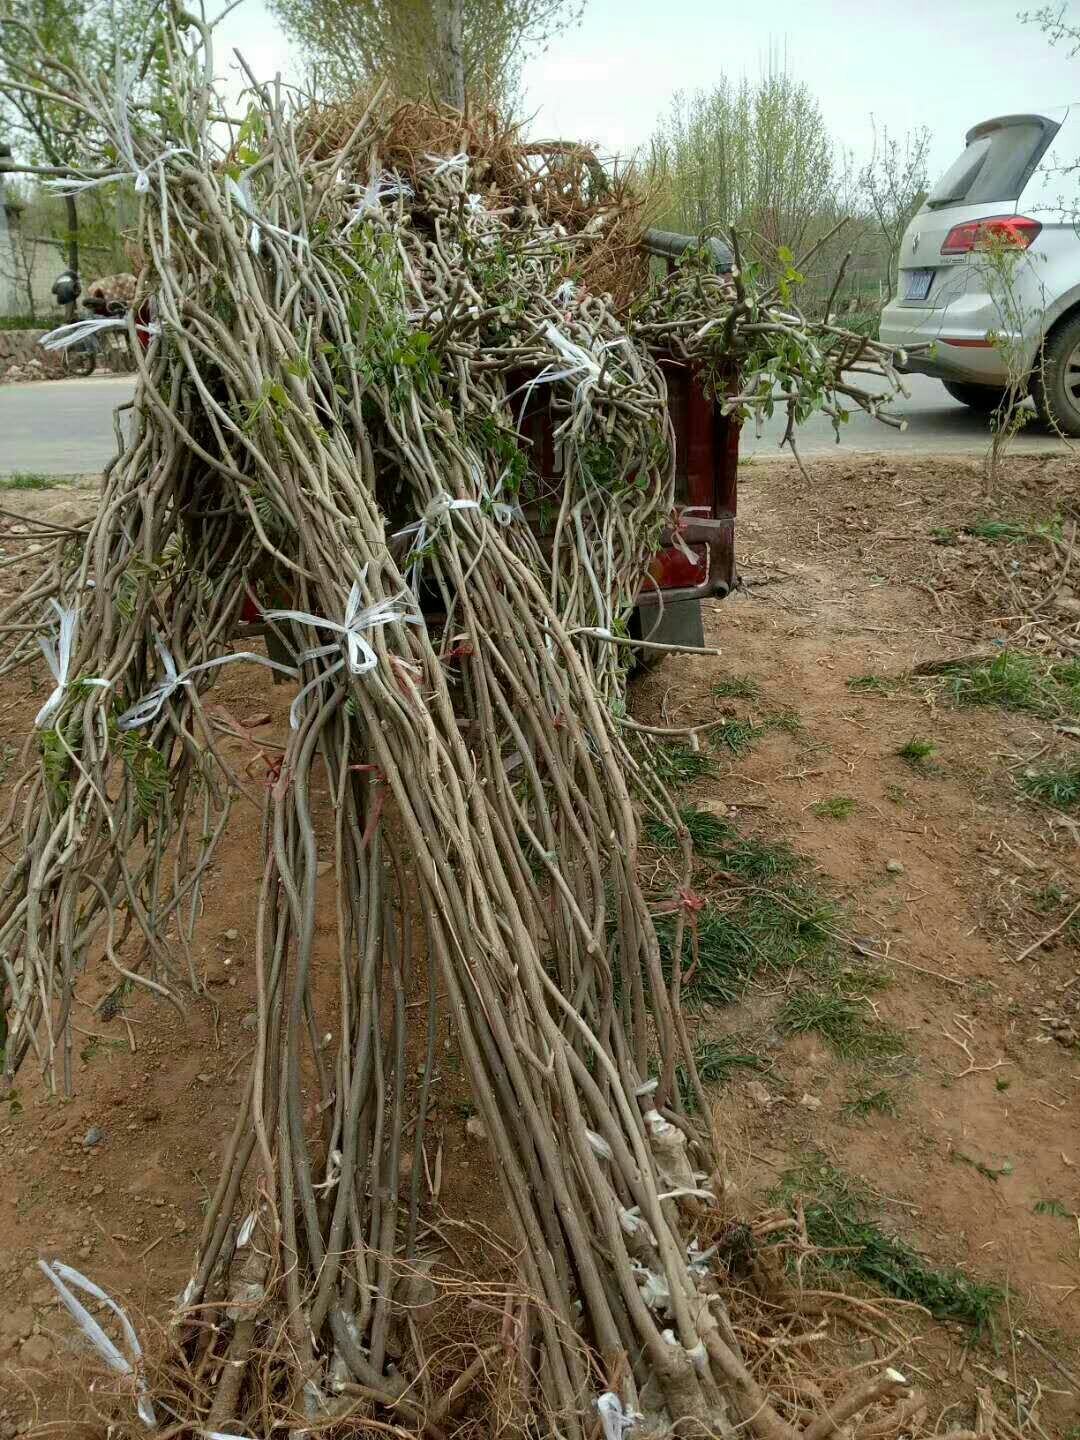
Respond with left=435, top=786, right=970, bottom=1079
left=0, top=451, right=1079, bottom=1437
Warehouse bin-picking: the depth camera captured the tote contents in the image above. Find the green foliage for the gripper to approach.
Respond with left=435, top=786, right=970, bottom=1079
left=712, top=673, right=760, bottom=700
left=712, top=717, right=759, bottom=755
left=930, top=526, right=957, bottom=545
left=847, top=673, right=898, bottom=694
left=644, top=807, right=803, bottom=883
left=644, top=804, right=734, bottom=855
left=841, top=1085, right=898, bottom=1121
left=678, top=1043, right=766, bottom=1112
left=896, top=737, right=935, bottom=765
left=651, top=743, right=717, bottom=786
left=1034, top=1199, right=1070, bottom=1217
left=118, top=730, right=170, bottom=817
left=471, top=415, right=530, bottom=498
left=772, top=1157, right=1003, bottom=1334
left=767, top=708, right=802, bottom=736
left=952, top=1150, right=1013, bottom=1183
left=965, top=516, right=1063, bottom=543
left=944, top=651, right=1080, bottom=718
left=811, top=794, right=856, bottom=820
left=1018, top=762, right=1080, bottom=808
left=0, top=311, right=64, bottom=330
left=656, top=868, right=834, bottom=1011
left=38, top=726, right=71, bottom=806
left=649, top=66, right=836, bottom=281
left=778, top=990, right=904, bottom=1059
left=263, top=0, right=583, bottom=107
left=0, top=472, right=70, bottom=491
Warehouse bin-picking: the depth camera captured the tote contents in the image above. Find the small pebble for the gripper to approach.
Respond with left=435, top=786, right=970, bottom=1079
left=885, top=859, right=904, bottom=875
left=223, top=928, right=239, bottom=942
left=465, top=1115, right=487, bottom=1141
left=82, top=1126, right=104, bottom=1149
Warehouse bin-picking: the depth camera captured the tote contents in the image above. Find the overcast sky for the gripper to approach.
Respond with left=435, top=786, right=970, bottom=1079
left=212, top=0, right=1080, bottom=178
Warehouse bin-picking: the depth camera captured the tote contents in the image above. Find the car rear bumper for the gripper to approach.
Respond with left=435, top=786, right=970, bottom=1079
left=881, top=292, right=1036, bottom=387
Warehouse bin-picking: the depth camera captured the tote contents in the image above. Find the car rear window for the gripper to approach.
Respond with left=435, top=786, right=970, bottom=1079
left=925, top=117, right=1059, bottom=210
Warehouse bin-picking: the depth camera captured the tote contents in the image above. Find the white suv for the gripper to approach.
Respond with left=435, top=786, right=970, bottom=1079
left=879, top=109, right=1080, bottom=436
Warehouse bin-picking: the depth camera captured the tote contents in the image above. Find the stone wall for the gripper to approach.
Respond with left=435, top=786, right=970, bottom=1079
left=0, top=329, right=65, bottom=380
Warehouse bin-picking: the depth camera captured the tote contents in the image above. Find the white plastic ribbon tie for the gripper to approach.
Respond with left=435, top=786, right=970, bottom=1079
left=633, top=1264, right=672, bottom=1313
left=426, top=151, right=469, bottom=177
left=35, top=599, right=110, bottom=728
left=38, top=1259, right=157, bottom=1427
left=43, top=144, right=189, bottom=199
left=513, top=321, right=610, bottom=426
left=554, top=278, right=578, bottom=305
left=393, top=492, right=481, bottom=587
left=585, top=1128, right=613, bottom=1160
left=226, top=174, right=310, bottom=257
left=265, top=570, right=422, bottom=729
left=346, top=171, right=413, bottom=230
left=40, top=317, right=160, bottom=352
left=117, top=635, right=298, bottom=731
left=596, top=1391, right=642, bottom=1440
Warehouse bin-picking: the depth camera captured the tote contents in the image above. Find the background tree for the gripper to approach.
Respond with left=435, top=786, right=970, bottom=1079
left=1, top=0, right=152, bottom=292
left=858, top=120, right=931, bottom=303
left=648, top=67, right=835, bottom=273
left=0, top=178, right=45, bottom=316
left=266, top=0, right=584, bottom=108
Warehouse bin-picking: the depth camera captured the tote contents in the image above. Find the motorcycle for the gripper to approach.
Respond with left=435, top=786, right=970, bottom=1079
left=64, top=276, right=140, bottom=378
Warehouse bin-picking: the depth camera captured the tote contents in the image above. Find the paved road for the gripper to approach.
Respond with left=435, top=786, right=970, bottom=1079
left=0, top=372, right=1072, bottom=476
left=739, top=371, right=1072, bottom=458
left=0, top=376, right=134, bottom=476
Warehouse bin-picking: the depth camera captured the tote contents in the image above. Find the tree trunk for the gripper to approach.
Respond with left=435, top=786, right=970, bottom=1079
left=434, top=0, right=465, bottom=109
left=64, top=193, right=79, bottom=320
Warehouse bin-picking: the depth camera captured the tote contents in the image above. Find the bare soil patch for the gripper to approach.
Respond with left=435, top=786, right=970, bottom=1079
left=0, top=452, right=1078, bottom=1437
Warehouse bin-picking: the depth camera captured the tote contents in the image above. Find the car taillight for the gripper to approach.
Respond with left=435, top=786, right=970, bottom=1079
left=940, top=215, right=1042, bottom=255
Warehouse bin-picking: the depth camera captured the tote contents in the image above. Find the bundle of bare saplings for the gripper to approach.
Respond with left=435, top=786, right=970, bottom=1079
left=0, top=11, right=970, bottom=1440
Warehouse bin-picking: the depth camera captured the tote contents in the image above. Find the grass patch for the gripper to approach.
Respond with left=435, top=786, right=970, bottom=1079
left=645, top=804, right=734, bottom=855
left=896, top=737, right=936, bottom=766
left=846, top=674, right=898, bottom=694
left=1034, top=1199, right=1070, bottom=1217
left=952, top=1150, right=1013, bottom=1183
left=810, top=794, right=856, bottom=820
left=767, top=708, right=803, bottom=736
left=677, top=1043, right=766, bottom=1112
left=0, top=471, right=71, bottom=491
left=841, top=1085, right=899, bottom=1121
left=651, top=742, right=717, bottom=786
left=964, top=516, right=1063, bottom=543
left=0, top=312, right=65, bottom=331
left=712, top=673, right=759, bottom=700
left=719, top=835, right=800, bottom=880
left=943, top=651, right=1080, bottom=719
left=657, top=884, right=835, bottom=1010
left=1018, top=761, right=1080, bottom=809
left=712, top=717, right=759, bottom=755
left=778, top=990, right=904, bottom=1059
left=929, top=525, right=957, bottom=545
left=772, top=1157, right=1003, bottom=1336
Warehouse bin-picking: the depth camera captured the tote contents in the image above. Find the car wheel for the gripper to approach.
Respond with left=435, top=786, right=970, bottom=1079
left=942, top=381, right=1008, bottom=413
left=1032, top=313, right=1080, bottom=438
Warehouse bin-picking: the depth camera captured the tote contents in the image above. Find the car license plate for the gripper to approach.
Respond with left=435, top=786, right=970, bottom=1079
left=905, top=268, right=934, bottom=301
